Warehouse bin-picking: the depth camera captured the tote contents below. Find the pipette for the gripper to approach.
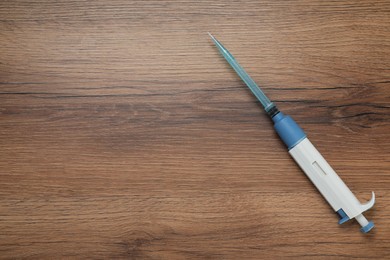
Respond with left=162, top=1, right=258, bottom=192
left=209, top=33, right=375, bottom=233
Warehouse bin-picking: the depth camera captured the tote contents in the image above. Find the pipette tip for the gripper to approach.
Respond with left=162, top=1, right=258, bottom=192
left=207, top=32, right=216, bottom=41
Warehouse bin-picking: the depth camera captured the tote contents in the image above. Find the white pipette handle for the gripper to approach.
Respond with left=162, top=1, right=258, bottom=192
left=273, top=112, right=375, bottom=233
left=290, top=138, right=375, bottom=232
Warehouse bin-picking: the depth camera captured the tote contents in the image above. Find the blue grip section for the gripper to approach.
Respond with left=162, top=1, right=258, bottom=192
left=272, top=112, right=306, bottom=150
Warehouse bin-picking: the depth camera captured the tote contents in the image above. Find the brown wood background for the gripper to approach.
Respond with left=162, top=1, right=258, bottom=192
left=1, top=0, right=389, bottom=259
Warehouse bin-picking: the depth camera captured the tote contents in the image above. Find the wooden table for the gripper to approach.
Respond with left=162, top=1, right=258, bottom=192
left=1, top=1, right=389, bottom=258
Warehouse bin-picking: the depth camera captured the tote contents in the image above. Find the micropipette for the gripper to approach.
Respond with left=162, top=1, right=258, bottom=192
left=209, top=33, right=375, bottom=233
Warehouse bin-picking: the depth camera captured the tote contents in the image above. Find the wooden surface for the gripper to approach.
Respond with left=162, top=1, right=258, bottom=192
left=1, top=0, right=389, bottom=258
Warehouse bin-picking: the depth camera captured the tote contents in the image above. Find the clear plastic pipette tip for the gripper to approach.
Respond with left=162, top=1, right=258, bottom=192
left=208, top=33, right=275, bottom=112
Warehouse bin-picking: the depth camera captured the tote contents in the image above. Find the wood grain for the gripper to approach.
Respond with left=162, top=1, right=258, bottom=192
left=0, top=0, right=389, bottom=258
